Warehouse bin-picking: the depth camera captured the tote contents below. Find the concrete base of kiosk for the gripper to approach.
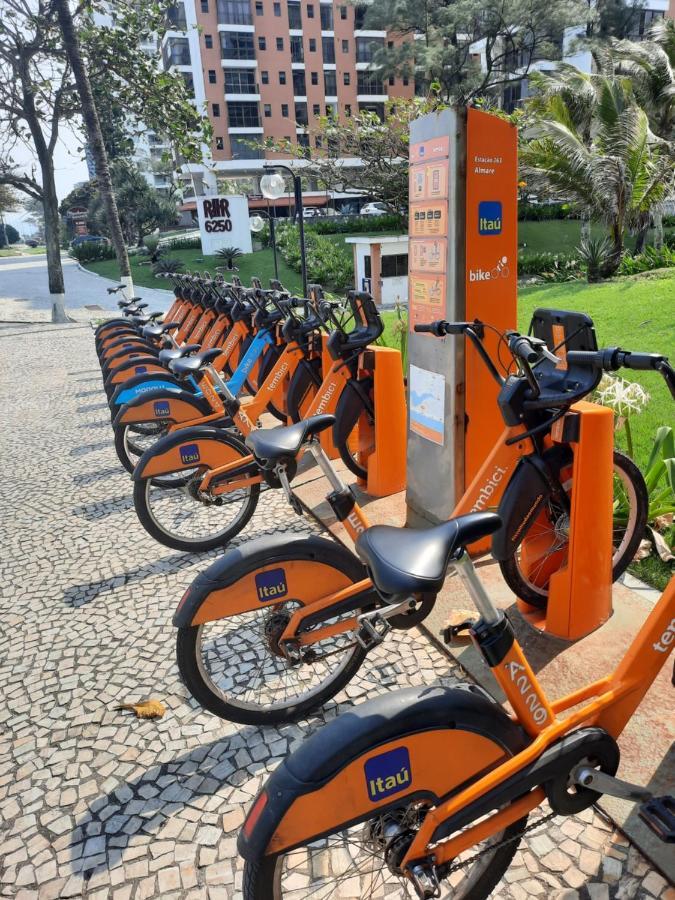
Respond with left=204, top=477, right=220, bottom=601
left=291, top=459, right=674, bottom=883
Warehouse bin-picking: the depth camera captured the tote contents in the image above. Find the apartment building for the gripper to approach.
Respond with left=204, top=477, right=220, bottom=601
left=160, top=0, right=413, bottom=214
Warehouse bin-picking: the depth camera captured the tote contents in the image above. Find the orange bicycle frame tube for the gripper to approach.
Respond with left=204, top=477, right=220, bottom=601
left=398, top=576, right=675, bottom=871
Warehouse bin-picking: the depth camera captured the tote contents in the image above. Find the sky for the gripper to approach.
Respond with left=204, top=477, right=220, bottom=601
left=4, top=125, right=89, bottom=235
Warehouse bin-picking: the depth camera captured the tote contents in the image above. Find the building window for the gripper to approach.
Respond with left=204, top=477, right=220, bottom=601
left=208, top=69, right=217, bottom=83
left=320, top=4, right=333, bottom=29
left=359, top=101, right=384, bottom=120
left=345, top=103, right=351, bottom=116
left=205, top=34, right=213, bottom=48
left=261, top=69, right=269, bottom=84
left=164, top=37, right=191, bottom=66
left=307, top=4, right=314, bottom=17
left=321, top=36, right=335, bottom=63
left=324, top=70, right=336, bottom=94
left=213, top=102, right=221, bottom=116
left=279, top=70, right=287, bottom=84
left=220, top=30, right=256, bottom=59
left=292, top=70, right=306, bottom=95
left=341, top=39, right=348, bottom=53
left=180, top=71, right=195, bottom=95
left=258, top=36, right=266, bottom=50
left=381, top=254, right=409, bottom=277
left=356, top=37, right=383, bottom=63
left=287, top=1, right=301, bottom=27
left=227, top=101, right=261, bottom=127
left=294, top=101, right=308, bottom=125
left=311, top=71, right=318, bottom=85
left=264, top=103, right=272, bottom=117
left=290, top=35, right=303, bottom=61
left=357, top=71, right=384, bottom=95
left=343, top=71, right=350, bottom=86
left=230, top=137, right=264, bottom=158
left=315, top=136, right=322, bottom=148
left=281, top=103, right=289, bottom=117
left=216, top=0, right=253, bottom=25
left=308, top=38, right=316, bottom=51
left=354, top=4, right=366, bottom=28
left=388, top=75, right=394, bottom=86
left=325, top=103, right=336, bottom=116
left=255, top=0, right=263, bottom=11
left=167, top=3, right=187, bottom=29
left=387, top=40, right=393, bottom=49
left=312, top=103, right=320, bottom=115
left=215, top=137, right=224, bottom=149
left=274, top=1, right=281, bottom=14
left=224, top=68, right=257, bottom=92
left=201, top=0, right=208, bottom=10
left=339, top=5, right=346, bottom=19
left=276, top=37, right=284, bottom=51
left=403, top=76, right=409, bottom=86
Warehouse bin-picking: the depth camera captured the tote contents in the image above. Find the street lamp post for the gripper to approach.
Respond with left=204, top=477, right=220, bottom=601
left=249, top=208, right=279, bottom=281
left=260, top=164, right=307, bottom=296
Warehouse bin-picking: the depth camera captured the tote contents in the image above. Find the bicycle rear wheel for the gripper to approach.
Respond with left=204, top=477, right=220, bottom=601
left=500, top=449, right=648, bottom=609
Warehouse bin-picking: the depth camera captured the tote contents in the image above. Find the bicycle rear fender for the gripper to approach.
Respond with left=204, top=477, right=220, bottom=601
left=238, top=685, right=527, bottom=860
left=491, top=446, right=572, bottom=561
left=133, top=425, right=245, bottom=481
left=109, top=373, right=187, bottom=410
left=105, top=358, right=169, bottom=386
left=113, top=389, right=212, bottom=428
left=174, top=534, right=369, bottom=627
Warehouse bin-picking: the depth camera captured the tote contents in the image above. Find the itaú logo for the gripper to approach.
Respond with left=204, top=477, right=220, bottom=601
left=364, top=746, right=412, bottom=801
left=315, top=382, right=337, bottom=414
left=267, top=362, right=289, bottom=393
left=470, top=466, right=507, bottom=512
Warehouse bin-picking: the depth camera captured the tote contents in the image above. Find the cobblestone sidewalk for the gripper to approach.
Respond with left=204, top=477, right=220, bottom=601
left=0, top=321, right=671, bottom=900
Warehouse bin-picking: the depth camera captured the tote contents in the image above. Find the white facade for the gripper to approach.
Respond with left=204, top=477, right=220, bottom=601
left=346, top=235, right=409, bottom=306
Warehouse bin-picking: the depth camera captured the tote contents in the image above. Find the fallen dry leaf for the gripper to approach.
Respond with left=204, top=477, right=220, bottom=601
left=653, top=513, right=674, bottom=532
left=114, top=699, right=166, bottom=719
left=633, top=538, right=652, bottom=562
left=649, top=527, right=675, bottom=563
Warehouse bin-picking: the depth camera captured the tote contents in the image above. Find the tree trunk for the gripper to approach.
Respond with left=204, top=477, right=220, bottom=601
left=653, top=207, right=663, bottom=250
left=53, top=0, right=135, bottom=300
left=41, top=174, right=69, bottom=323
left=580, top=216, right=591, bottom=242
left=605, top=221, right=624, bottom=277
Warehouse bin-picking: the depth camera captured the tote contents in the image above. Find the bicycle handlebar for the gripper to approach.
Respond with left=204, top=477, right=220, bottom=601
left=567, top=349, right=675, bottom=400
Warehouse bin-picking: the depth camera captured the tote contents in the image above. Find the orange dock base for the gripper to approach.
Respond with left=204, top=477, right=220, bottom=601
left=517, top=401, right=614, bottom=640
left=365, top=346, right=407, bottom=497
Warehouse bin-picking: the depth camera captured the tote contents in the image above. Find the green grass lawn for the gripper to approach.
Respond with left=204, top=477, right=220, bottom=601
left=517, top=220, right=674, bottom=256
left=0, top=246, right=46, bottom=256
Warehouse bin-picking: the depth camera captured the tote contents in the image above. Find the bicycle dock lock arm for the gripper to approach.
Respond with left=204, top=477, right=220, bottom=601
left=517, top=400, right=614, bottom=640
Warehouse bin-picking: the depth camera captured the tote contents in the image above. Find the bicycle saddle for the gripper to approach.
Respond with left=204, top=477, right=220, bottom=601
left=245, top=414, right=335, bottom=463
left=141, top=321, right=180, bottom=339
left=169, top=348, right=222, bottom=376
left=355, top=513, right=502, bottom=598
left=158, top=344, right=201, bottom=365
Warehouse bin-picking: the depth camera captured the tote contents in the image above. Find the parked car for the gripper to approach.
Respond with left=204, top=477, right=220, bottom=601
left=360, top=201, right=392, bottom=216
left=302, top=207, right=326, bottom=219
left=70, top=234, right=109, bottom=249
left=25, top=239, right=40, bottom=248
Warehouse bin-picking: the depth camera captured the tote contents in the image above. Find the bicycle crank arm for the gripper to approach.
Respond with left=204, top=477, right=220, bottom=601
left=572, top=766, right=652, bottom=803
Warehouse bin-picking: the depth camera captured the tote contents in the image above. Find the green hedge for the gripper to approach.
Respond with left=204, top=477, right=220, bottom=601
left=306, top=214, right=403, bottom=235
left=518, top=201, right=572, bottom=221
left=275, top=223, right=354, bottom=290
left=70, top=242, right=116, bottom=262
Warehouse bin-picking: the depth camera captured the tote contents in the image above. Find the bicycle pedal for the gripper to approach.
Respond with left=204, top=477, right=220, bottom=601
left=639, top=796, right=675, bottom=843
left=355, top=612, right=391, bottom=650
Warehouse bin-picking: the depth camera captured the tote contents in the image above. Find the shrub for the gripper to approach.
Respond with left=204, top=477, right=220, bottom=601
left=517, top=201, right=572, bottom=222
left=162, top=235, right=202, bottom=251
left=307, top=214, right=403, bottom=235
left=216, top=246, right=244, bottom=269
left=517, top=251, right=580, bottom=278
left=70, top=242, right=116, bottom=262
left=662, top=214, right=675, bottom=229
left=152, top=257, right=185, bottom=275
left=577, top=235, right=613, bottom=282
left=618, top=245, right=675, bottom=276
left=275, top=223, right=354, bottom=290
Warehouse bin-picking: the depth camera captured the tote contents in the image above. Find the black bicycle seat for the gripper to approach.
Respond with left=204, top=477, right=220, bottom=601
left=245, top=414, right=335, bottom=463
left=158, top=344, right=201, bottom=365
left=169, top=348, right=222, bottom=376
left=141, top=320, right=179, bottom=339
left=355, top=513, right=502, bottom=598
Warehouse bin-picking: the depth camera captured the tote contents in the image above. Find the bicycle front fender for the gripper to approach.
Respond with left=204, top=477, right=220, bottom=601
left=238, top=685, right=527, bottom=860
left=113, top=389, right=212, bottom=428
left=133, top=425, right=246, bottom=481
left=105, top=358, right=169, bottom=386
left=109, top=373, right=188, bottom=411
left=174, top=533, right=368, bottom=627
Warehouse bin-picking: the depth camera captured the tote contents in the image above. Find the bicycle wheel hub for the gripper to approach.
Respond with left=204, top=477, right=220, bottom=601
left=553, top=513, right=570, bottom=543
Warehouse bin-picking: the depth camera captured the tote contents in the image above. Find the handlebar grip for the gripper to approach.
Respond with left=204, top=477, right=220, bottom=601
left=509, top=336, right=539, bottom=364
left=620, top=351, right=666, bottom=371
left=414, top=320, right=447, bottom=336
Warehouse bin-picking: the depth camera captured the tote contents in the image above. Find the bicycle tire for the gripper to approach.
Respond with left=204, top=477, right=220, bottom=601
left=499, top=449, right=648, bottom=609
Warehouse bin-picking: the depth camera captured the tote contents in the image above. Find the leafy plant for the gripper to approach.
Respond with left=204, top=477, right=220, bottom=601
left=216, top=246, right=243, bottom=269
left=617, top=245, right=675, bottom=276
left=307, top=214, right=403, bottom=235
left=577, top=235, right=613, bottom=282
left=391, top=302, right=408, bottom=371
left=643, top=427, right=675, bottom=525
left=517, top=251, right=580, bottom=278
left=594, top=373, right=650, bottom=459
left=164, top=235, right=202, bottom=251
left=69, top=241, right=116, bottom=262
left=152, top=257, right=185, bottom=275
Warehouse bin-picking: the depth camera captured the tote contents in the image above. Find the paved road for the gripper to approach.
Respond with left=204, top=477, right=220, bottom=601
left=0, top=323, right=671, bottom=899
left=0, top=254, right=172, bottom=321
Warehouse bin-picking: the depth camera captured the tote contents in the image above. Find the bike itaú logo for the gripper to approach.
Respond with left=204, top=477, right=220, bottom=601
left=478, top=201, right=502, bottom=235
left=267, top=361, right=289, bottom=393
left=153, top=400, right=170, bottom=418
left=315, top=381, right=337, bottom=414
left=364, top=746, right=412, bottom=801
left=654, top=617, right=675, bottom=652
left=135, top=366, right=148, bottom=374
left=469, top=256, right=510, bottom=282
left=470, top=466, right=507, bottom=512
left=254, top=568, right=288, bottom=602
left=504, top=661, right=549, bottom=725
left=179, top=443, right=200, bottom=465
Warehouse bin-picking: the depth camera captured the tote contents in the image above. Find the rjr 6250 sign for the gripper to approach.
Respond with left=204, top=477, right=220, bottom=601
left=203, top=198, right=233, bottom=233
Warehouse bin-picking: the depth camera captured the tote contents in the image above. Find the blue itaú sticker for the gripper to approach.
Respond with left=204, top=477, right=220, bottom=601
left=154, top=400, right=170, bottom=417
left=179, top=443, right=200, bottom=465
left=254, top=568, right=288, bottom=602
left=364, top=746, right=412, bottom=801
left=478, top=200, right=502, bottom=235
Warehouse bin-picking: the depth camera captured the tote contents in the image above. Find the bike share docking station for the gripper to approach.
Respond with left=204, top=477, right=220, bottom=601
left=406, top=107, right=613, bottom=641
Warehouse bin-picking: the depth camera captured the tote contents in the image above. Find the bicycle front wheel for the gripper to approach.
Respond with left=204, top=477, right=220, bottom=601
left=500, top=449, right=648, bottom=609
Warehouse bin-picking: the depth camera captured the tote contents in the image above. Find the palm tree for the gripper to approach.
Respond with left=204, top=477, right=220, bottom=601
left=52, top=0, right=135, bottom=300
left=522, top=63, right=673, bottom=275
